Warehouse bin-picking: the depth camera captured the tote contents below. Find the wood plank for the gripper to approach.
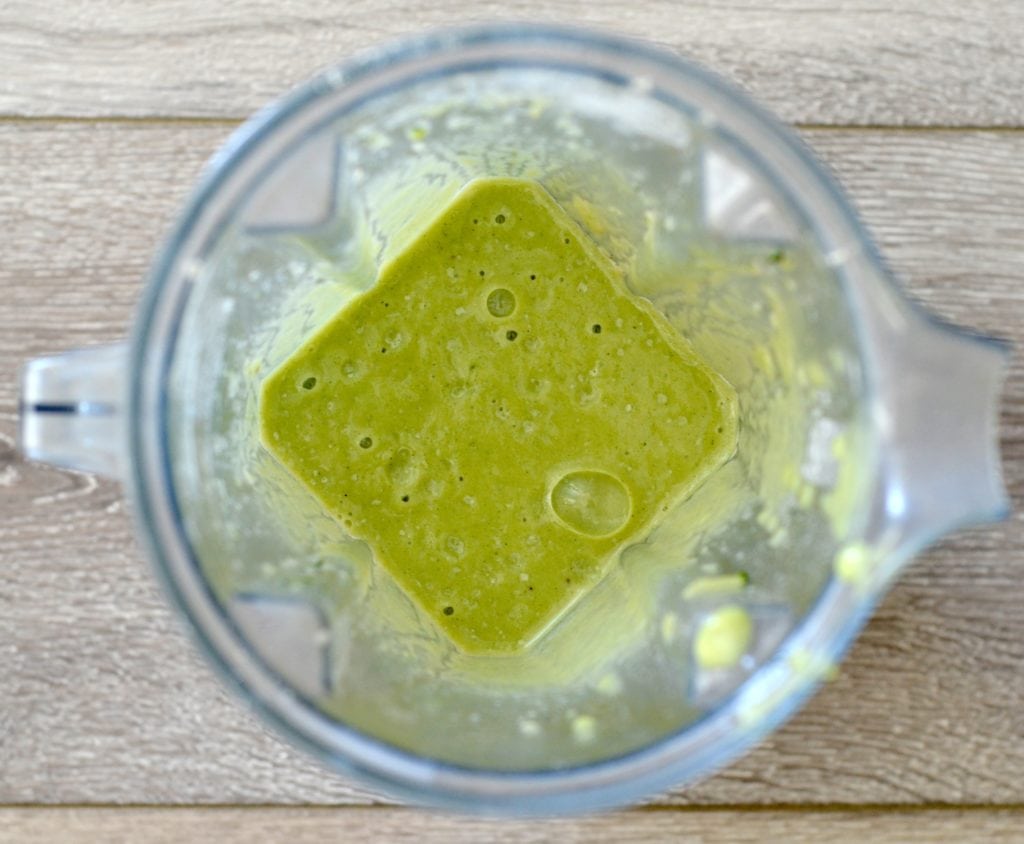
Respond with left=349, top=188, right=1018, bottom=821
left=2, top=807, right=1024, bottom=843
left=0, top=123, right=1022, bottom=806
left=1, top=1, right=1023, bottom=126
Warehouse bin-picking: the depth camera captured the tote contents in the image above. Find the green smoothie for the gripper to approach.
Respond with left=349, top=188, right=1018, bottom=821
left=260, top=178, right=738, bottom=654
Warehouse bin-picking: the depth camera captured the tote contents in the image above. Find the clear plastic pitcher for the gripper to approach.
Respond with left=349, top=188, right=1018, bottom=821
left=19, top=25, right=1009, bottom=814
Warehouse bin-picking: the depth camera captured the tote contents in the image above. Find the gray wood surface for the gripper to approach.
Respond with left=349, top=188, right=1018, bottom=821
left=1, top=122, right=1022, bottom=806
left=4, top=807, right=1024, bottom=844
left=2, top=1, right=1023, bottom=126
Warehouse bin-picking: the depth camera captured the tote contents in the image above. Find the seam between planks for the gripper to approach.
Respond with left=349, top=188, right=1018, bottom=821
left=4, top=803, right=1024, bottom=812
left=2, top=116, right=1024, bottom=133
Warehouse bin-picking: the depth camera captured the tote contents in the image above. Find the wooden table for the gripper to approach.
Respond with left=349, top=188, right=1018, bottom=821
left=2, top=2, right=1023, bottom=840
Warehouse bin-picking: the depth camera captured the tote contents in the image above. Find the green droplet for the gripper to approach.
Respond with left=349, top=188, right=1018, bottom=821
left=694, top=605, right=752, bottom=669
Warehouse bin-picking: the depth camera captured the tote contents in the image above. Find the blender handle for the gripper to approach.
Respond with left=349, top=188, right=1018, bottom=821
left=871, top=312, right=1010, bottom=557
left=19, top=343, right=127, bottom=479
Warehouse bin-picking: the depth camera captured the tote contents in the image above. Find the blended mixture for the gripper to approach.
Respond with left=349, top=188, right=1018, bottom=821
left=260, top=179, right=738, bottom=654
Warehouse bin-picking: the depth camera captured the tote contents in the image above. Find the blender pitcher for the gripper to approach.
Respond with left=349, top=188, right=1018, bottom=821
left=18, top=25, right=1010, bottom=814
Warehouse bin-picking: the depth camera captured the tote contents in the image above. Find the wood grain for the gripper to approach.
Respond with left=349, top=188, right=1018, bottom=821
left=1, top=123, right=1023, bottom=806
left=1, top=1, right=1023, bottom=126
left=4, top=807, right=1024, bottom=844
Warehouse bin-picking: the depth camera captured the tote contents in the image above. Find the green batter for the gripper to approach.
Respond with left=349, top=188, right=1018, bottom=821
left=260, top=179, right=738, bottom=654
